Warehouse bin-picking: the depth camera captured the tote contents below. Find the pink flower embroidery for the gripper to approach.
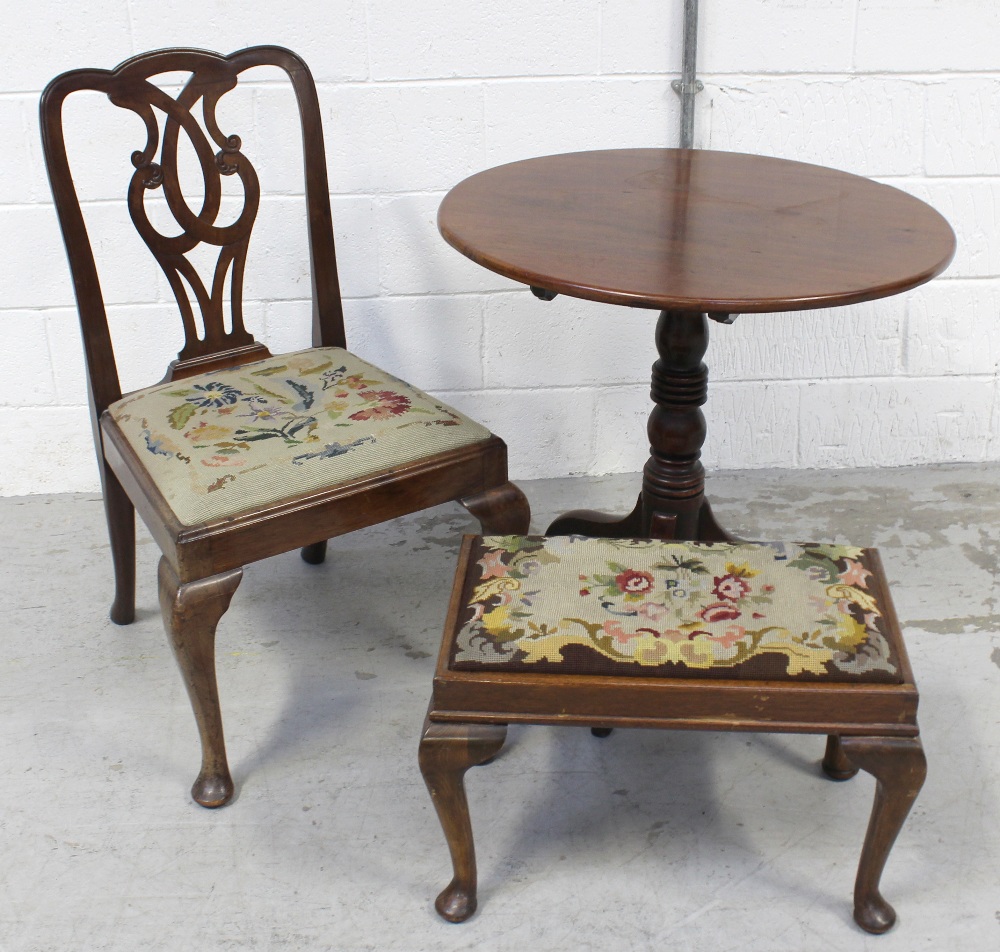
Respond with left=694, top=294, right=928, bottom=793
left=201, top=454, right=245, bottom=468
left=707, top=624, right=745, bottom=648
left=478, top=550, right=509, bottom=579
left=713, top=573, right=750, bottom=602
left=602, top=620, right=637, bottom=644
left=839, top=560, right=872, bottom=589
left=616, top=569, right=654, bottom=595
left=698, top=602, right=742, bottom=623
left=659, top=628, right=687, bottom=643
left=637, top=602, right=669, bottom=621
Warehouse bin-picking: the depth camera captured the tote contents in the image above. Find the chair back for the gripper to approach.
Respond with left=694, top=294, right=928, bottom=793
left=40, top=46, right=347, bottom=423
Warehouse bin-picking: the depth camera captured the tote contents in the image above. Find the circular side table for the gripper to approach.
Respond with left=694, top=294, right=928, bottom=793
left=439, top=149, right=956, bottom=540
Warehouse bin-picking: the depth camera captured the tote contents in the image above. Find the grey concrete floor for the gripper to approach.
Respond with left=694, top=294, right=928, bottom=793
left=1, top=464, right=998, bottom=951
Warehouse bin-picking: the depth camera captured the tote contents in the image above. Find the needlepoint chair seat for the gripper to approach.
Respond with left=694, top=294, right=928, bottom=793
left=41, top=46, right=529, bottom=810
left=108, top=346, right=492, bottom=526
left=420, top=535, right=926, bottom=935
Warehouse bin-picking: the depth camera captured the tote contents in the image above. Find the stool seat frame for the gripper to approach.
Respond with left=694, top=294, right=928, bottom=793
left=419, top=536, right=926, bottom=935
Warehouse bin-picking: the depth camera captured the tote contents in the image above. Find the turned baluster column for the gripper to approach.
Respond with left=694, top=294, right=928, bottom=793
left=642, top=309, right=711, bottom=540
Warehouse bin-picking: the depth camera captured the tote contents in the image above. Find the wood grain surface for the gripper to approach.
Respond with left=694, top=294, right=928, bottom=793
left=439, top=148, right=956, bottom=312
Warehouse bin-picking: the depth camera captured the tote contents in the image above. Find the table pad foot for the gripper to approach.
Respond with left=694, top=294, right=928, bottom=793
left=697, top=499, right=741, bottom=543
left=547, top=493, right=740, bottom=543
left=546, top=493, right=645, bottom=538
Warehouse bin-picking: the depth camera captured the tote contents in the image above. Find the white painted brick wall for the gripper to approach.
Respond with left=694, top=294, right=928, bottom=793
left=1, top=0, right=997, bottom=495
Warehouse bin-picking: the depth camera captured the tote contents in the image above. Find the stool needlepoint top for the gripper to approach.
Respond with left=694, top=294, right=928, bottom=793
left=449, top=536, right=906, bottom=684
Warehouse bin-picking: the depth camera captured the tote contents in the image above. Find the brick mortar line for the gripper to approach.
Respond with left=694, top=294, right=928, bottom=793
left=7, top=69, right=1000, bottom=99
left=5, top=373, right=997, bottom=409
left=8, top=169, right=1000, bottom=214
left=2, top=274, right=994, bottom=318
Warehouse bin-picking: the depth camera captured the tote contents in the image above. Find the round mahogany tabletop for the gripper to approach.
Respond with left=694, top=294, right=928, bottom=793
left=438, top=149, right=956, bottom=313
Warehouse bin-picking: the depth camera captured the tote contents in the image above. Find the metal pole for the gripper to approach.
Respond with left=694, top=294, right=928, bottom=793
left=671, top=0, right=703, bottom=149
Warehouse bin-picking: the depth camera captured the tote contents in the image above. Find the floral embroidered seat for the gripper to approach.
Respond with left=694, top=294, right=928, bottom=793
left=421, top=534, right=925, bottom=934
left=448, top=535, right=903, bottom=683
left=109, top=347, right=492, bottom=526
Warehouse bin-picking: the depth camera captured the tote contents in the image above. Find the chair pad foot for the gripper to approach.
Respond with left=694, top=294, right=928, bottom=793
left=436, top=881, right=477, bottom=923
left=855, top=894, right=897, bottom=934
left=192, top=771, right=234, bottom=808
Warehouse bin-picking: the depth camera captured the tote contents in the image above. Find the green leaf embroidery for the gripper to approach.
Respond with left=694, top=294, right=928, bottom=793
left=298, top=360, right=334, bottom=376
left=253, top=382, right=287, bottom=402
left=167, top=403, right=196, bottom=430
left=250, top=364, right=288, bottom=377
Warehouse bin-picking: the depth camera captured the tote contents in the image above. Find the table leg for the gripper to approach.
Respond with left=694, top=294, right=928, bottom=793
left=547, top=309, right=737, bottom=542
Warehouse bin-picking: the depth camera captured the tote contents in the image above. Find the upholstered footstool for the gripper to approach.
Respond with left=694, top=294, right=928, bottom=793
left=419, top=535, right=926, bottom=934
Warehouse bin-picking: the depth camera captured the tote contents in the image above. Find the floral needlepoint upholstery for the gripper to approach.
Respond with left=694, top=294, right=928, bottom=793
left=450, top=536, right=905, bottom=683
left=108, top=347, right=492, bottom=526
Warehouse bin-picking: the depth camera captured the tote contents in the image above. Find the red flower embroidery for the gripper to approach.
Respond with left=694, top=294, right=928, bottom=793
left=349, top=389, right=411, bottom=421
left=616, top=569, right=654, bottom=595
left=713, top=573, right=750, bottom=602
left=698, top=602, right=742, bottom=623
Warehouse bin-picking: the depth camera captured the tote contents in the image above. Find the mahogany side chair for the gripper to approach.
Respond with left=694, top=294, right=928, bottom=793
left=40, top=46, right=530, bottom=807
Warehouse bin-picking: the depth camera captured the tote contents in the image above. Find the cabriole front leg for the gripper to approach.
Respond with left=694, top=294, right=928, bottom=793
left=158, top=558, right=243, bottom=808
left=461, top=481, right=531, bottom=535
left=839, top=735, right=927, bottom=934
left=419, top=718, right=508, bottom=922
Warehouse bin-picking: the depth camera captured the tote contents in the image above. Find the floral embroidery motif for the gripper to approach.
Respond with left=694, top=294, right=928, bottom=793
left=452, top=537, right=901, bottom=682
left=108, top=347, right=490, bottom=525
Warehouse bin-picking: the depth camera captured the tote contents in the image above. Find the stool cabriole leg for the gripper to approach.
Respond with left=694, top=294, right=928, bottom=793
left=822, top=734, right=860, bottom=781
left=419, top=719, right=508, bottom=922
left=839, top=735, right=927, bottom=934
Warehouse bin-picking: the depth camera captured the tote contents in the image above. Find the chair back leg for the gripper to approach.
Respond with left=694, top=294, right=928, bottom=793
left=102, top=463, right=136, bottom=625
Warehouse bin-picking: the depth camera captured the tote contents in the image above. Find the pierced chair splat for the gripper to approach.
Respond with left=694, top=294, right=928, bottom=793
left=40, top=46, right=529, bottom=808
